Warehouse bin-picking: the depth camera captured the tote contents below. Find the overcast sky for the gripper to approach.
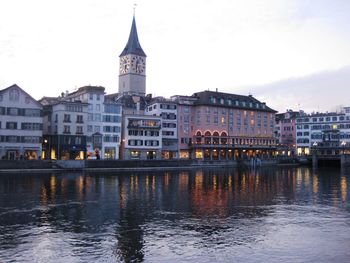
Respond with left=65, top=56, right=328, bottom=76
left=1, top=0, right=349, bottom=113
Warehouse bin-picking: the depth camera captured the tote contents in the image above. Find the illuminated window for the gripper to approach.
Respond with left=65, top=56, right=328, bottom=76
left=195, top=150, right=203, bottom=159
left=180, top=151, right=189, bottom=159
left=130, top=151, right=140, bottom=159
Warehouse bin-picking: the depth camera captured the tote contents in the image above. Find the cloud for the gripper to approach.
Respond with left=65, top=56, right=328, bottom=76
left=247, top=65, right=350, bottom=113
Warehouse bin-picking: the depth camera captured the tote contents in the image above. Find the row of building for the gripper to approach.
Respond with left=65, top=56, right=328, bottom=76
left=275, top=108, right=350, bottom=156
left=0, top=84, right=277, bottom=160
left=1, top=15, right=347, bottom=160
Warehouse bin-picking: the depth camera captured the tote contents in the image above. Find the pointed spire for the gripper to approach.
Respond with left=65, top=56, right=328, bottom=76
left=119, top=15, right=146, bottom=57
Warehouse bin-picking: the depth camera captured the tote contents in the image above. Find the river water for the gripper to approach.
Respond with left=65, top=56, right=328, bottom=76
left=0, top=167, right=350, bottom=263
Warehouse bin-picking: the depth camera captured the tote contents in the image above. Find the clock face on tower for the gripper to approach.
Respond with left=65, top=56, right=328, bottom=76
left=131, top=56, right=146, bottom=74
left=119, top=57, right=130, bottom=74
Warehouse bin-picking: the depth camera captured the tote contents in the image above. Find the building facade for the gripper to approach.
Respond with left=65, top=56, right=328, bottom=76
left=65, top=86, right=122, bottom=159
left=40, top=97, right=88, bottom=160
left=0, top=84, right=43, bottom=160
left=121, top=115, right=162, bottom=160
left=296, top=108, right=350, bottom=155
left=145, top=97, right=178, bottom=159
left=174, top=91, right=277, bottom=160
left=275, top=110, right=302, bottom=156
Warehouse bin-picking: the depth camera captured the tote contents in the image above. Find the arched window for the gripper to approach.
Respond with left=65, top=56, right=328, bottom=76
left=204, top=131, right=211, bottom=145
left=196, top=131, right=202, bottom=144
left=221, top=132, right=227, bottom=144
left=213, top=132, right=219, bottom=145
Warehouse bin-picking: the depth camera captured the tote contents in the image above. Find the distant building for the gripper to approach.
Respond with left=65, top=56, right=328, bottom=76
left=121, top=115, right=162, bottom=160
left=275, top=110, right=303, bottom=155
left=296, top=108, right=350, bottom=155
left=145, top=97, right=178, bottom=159
left=65, top=86, right=122, bottom=159
left=40, top=96, right=88, bottom=160
left=0, top=84, right=43, bottom=160
left=173, top=91, right=277, bottom=160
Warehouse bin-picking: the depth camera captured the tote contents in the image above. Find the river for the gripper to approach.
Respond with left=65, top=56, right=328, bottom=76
left=0, top=167, right=349, bottom=262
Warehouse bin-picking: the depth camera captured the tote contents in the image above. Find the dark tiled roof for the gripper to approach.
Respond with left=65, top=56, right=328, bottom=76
left=119, top=16, right=146, bottom=57
left=107, top=94, right=151, bottom=111
left=192, top=90, right=276, bottom=113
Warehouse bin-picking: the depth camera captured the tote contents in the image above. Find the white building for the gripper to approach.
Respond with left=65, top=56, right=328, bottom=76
left=145, top=97, right=178, bottom=159
left=121, top=115, right=162, bottom=160
left=40, top=97, right=88, bottom=160
left=66, top=86, right=122, bottom=159
left=296, top=108, right=350, bottom=155
left=0, top=84, right=43, bottom=160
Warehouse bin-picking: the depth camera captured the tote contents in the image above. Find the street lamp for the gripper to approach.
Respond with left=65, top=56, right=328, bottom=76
left=341, top=141, right=346, bottom=154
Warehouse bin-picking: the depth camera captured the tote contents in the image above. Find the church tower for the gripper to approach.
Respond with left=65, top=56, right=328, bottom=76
left=118, top=15, right=147, bottom=96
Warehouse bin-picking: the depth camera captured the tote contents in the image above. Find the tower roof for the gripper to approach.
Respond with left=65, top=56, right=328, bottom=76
left=120, top=16, right=146, bottom=57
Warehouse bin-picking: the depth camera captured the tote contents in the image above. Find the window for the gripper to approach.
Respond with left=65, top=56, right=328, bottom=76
left=7, top=108, right=19, bottom=116
left=64, top=114, right=71, bottom=122
left=76, top=126, right=83, bottom=134
left=76, top=115, right=83, bottom=123
left=25, top=109, right=41, bottom=117
left=87, top=125, right=92, bottom=132
left=184, top=115, right=189, bottom=123
left=6, top=122, right=17, bottom=129
left=96, top=104, right=101, bottom=111
left=94, top=126, right=100, bottom=132
left=63, top=125, right=70, bottom=134
left=104, top=104, right=121, bottom=114
left=75, top=137, right=82, bottom=145
left=94, top=113, right=101, bottom=121
left=9, top=89, right=19, bottom=101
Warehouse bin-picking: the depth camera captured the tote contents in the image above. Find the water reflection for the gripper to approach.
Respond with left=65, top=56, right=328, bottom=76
left=0, top=167, right=350, bottom=262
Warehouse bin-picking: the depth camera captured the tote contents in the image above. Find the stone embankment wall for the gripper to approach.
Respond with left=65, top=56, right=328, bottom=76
left=0, top=157, right=302, bottom=172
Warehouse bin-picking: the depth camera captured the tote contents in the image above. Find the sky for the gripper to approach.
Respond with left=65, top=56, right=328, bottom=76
left=0, top=0, right=349, bottom=113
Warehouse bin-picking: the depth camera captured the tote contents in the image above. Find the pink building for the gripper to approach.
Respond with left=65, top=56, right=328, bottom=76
left=275, top=110, right=302, bottom=155
left=173, top=91, right=277, bottom=160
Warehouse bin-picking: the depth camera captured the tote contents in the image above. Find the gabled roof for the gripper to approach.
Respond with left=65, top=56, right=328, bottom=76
left=0, top=84, right=43, bottom=108
left=119, top=16, right=146, bottom=57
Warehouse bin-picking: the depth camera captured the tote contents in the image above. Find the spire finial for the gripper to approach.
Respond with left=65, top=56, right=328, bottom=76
left=133, top=3, right=137, bottom=17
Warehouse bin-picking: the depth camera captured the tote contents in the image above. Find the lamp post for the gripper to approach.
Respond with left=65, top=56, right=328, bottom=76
left=341, top=141, right=346, bottom=155
left=312, top=141, right=318, bottom=156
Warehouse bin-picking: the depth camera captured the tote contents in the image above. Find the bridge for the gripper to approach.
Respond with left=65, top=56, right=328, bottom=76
left=311, top=145, right=350, bottom=168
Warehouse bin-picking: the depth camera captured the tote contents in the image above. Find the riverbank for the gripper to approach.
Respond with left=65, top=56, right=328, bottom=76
left=0, top=158, right=304, bottom=173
